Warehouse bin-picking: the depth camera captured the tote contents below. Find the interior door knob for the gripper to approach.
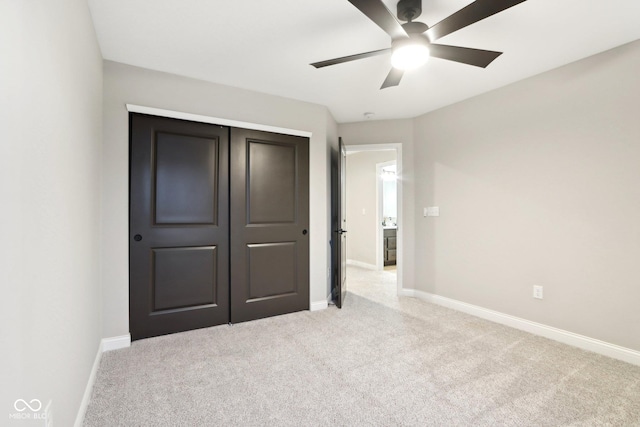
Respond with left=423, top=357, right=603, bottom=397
left=133, top=234, right=142, bottom=241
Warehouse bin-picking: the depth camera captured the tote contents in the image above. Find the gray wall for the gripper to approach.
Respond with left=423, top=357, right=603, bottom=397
left=337, top=41, right=640, bottom=352
left=346, top=151, right=397, bottom=266
left=101, top=61, right=335, bottom=338
left=0, top=0, right=103, bottom=425
left=412, top=40, right=640, bottom=352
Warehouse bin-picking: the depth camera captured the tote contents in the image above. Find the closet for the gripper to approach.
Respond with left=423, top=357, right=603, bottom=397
left=129, top=113, right=309, bottom=340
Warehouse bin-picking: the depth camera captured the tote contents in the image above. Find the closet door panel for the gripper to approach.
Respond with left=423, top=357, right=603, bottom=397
left=230, top=129, right=310, bottom=323
left=129, top=114, right=230, bottom=340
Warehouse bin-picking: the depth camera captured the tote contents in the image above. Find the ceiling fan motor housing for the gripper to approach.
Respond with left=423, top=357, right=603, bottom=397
left=397, top=0, right=422, bottom=22
left=392, top=32, right=429, bottom=51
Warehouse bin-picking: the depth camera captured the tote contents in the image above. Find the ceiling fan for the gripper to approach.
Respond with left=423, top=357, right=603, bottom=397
left=311, top=0, right=527, bottom=89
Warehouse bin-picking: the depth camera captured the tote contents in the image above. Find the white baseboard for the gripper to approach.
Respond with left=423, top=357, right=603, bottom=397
left=346, top=259, right=377, bottom=270
left=74, top=340, right=103, bottom=427
left=400, top=288, right=640, bottom=367
left=102, top=334, right=131, bottom=352
left=310, top=300, right=328, bottom=311
left=75, top=334, right=132, bottom=426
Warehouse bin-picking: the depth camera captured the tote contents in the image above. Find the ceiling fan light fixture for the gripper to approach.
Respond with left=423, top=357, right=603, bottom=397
left=311, top=0, right=524, bottom=88
left=391, top=42, right=430, bottom=70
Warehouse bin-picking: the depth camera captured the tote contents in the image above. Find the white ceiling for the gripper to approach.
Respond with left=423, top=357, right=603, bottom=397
left=88, top=0, right=640, bottom=123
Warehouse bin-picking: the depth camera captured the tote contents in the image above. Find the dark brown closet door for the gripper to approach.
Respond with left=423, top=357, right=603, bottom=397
left=129, top=113, right=229, bottom=340
left=230, top=129, right=310, bottom=323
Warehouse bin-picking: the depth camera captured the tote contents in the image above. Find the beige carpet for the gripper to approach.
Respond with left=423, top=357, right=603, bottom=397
left=84, top=266, right=640, bottom=426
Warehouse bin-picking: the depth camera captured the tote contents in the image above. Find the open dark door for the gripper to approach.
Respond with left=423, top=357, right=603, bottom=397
left=334, top=137, right=347, bottom=308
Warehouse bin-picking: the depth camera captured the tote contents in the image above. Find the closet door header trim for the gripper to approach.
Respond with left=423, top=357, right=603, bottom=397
left=126, top=104, right=313, bottom=138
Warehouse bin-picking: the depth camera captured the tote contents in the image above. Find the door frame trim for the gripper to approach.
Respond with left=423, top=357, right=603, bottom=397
left=126, top=104, right=313, bottom=138
left=344, top=143, right=403, bottom=296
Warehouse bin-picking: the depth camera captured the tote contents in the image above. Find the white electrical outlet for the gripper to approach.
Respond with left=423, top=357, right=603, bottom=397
left=533, top=285, right=543, bottom=299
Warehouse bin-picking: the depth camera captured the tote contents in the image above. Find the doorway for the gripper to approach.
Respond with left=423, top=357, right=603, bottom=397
left=378, top=160, right=397, bottom=272
left=344, top=144, right=402, bottom=297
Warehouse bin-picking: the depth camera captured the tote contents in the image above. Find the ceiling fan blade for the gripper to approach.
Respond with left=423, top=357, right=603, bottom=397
left=348, top=0, right=408, bottom=40
left=426, top=0, right=527, bottom=42
left=381, top=67, right=404, bottom=89
left=311, top=48, right=391, bottom=68
left=429, top=44, right=502, bottom=68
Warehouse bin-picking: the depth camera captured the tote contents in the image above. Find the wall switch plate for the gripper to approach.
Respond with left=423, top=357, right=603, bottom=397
left=427, top=207, right=440, bottom=217
left=533, top=285, right=543, bottom=299
left=423, top=208, right=427, bottom=217
left=362, top=208, right=366, bottom=215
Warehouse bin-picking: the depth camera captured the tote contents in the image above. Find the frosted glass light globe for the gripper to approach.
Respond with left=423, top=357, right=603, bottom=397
left=391, top=44, right=430, bottom=70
